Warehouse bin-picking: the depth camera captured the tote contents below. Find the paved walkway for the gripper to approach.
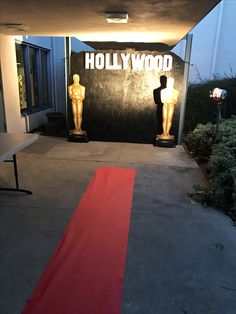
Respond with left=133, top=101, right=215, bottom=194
left=0, top=136, right=235, bottom=314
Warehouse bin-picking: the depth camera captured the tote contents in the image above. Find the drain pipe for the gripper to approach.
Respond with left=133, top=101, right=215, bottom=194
left=64, top=37, right=71, bottom=129
left=178, top=33, right=193, bottom=144
left=22, top=112, right=29, bottom=133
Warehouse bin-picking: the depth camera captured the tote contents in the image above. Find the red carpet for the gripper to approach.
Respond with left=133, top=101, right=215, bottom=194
left=22, top=167, right=136, bottom=314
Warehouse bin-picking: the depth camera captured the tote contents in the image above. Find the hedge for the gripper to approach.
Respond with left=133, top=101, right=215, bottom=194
left=186, top=116, right=236, bottom=211
left=184, top=77, right=236, bottom=133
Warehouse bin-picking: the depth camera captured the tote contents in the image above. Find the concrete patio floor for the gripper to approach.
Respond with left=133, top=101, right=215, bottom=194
left=0, top=136, right=235, bottom=314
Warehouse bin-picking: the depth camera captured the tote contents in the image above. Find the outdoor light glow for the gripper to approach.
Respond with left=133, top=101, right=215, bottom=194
left=76, top=31, right=178, bottom=43
left=209, top=87, right=227, bottom=134
left=211, top=87, right=227, bottom=100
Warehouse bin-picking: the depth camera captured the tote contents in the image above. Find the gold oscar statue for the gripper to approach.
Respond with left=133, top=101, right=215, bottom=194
left=160, top=77, right=179, bottom=138
left=155, top=77, right=179, bottom=147
left=68, top=73, right=86, bottom=135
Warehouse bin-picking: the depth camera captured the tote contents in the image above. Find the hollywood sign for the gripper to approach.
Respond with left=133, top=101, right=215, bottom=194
left=85, top=53, right=173, bottom=71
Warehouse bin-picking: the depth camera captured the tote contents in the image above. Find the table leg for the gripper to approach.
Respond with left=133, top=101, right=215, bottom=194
left=0, top=154, right=32, bottom=194
left=13, top=154, right=19, bottom=190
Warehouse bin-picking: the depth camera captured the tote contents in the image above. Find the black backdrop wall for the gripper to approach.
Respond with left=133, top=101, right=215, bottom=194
left=70, top=49, right=185, bottom=143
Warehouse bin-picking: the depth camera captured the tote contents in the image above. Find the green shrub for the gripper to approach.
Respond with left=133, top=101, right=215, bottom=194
left=187, top=116, right=236, bottom=210
left=185, top=123, right=215, bottom=159
left=207, top=146, right=236, bottom=207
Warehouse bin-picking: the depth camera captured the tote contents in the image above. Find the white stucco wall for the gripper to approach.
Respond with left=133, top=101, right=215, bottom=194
left=213, top=0, right=236, bottom=77
left=173, top=0, right=236, bottom=83
left=54, top=37, right=67, bottom=114
left=0, top=35, right=25, bottom=133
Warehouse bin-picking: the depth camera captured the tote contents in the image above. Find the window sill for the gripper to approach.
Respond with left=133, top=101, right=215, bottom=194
left=21, top=106, right=52, bottom=116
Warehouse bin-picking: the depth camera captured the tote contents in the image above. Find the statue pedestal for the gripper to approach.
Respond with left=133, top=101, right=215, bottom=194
left=67, top=130, right=89, bottom=143
left=154, top=134, right=175, bottom=148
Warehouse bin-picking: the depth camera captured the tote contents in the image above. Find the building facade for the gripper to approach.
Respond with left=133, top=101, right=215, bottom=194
left=173, top=0, right=236, bottom=83
left=0, top=0, right=235, bottom=134
left=0, top=35, right=93, bottom=133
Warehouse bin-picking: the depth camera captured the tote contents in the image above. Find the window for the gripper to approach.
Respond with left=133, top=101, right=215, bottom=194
left=0, top=64, right=6, bottom=132
left=29, top=47, right=39, bottom=108
left=16, top=44, right=27, bottom=110
left=15, top=42, right=52, bottom=114
left=41, top=50, right=49, bottom=107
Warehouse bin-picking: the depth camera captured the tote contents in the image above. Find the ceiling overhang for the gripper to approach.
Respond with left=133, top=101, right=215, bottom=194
left=0, top=0, right=221, bottom=46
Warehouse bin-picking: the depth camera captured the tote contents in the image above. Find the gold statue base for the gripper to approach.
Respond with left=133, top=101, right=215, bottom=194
left=69, top=129, right=87, bottom=135
left=154, top=134, right=175, bottom=148
left=68, top=129, right=89, bottom=143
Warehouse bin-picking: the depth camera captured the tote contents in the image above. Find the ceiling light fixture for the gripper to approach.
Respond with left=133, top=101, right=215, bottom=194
left=3, top=24, right=29, bottom=31
left=105, top=12, right=128, bottom=24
